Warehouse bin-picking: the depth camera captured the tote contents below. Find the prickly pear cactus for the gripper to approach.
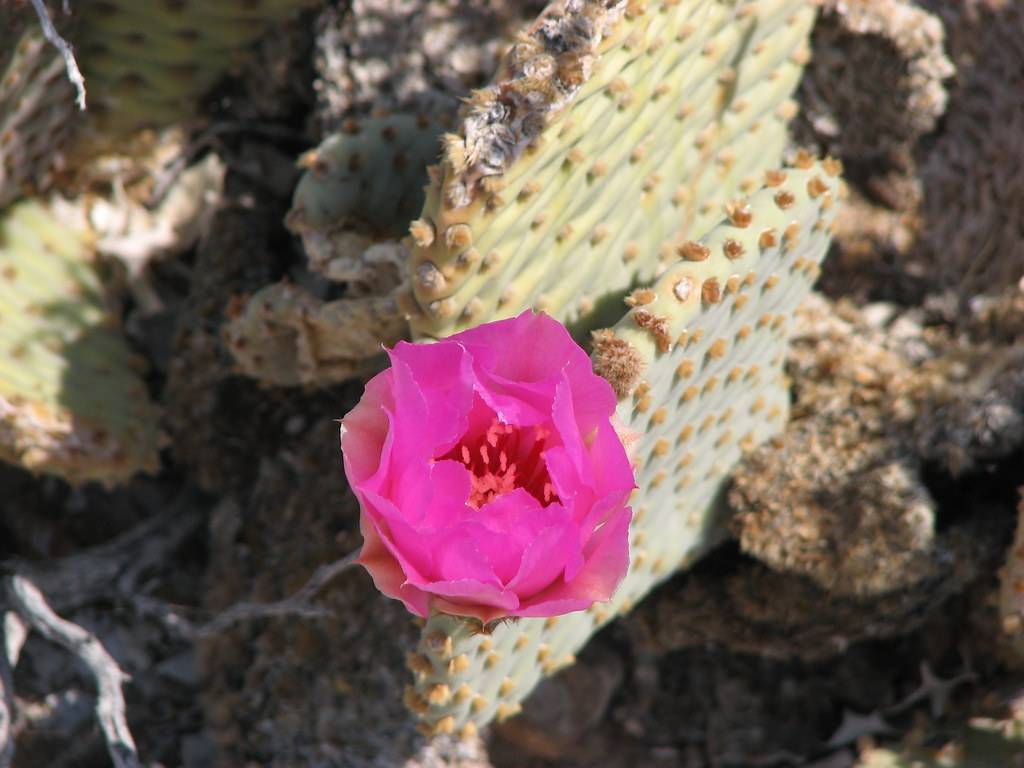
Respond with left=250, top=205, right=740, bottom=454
left=285, top=112, right=445, bottom=285
left=406, top=0, right=817, bottom=339
left=406, top=156, right=843, bottom=735
left=0, top=200, right=161, bottom=485
left=287, top=113, right=446, bottom=247
left=0, top=5, right=78, bottom=208
left=73, top=0, right=318, bottom=135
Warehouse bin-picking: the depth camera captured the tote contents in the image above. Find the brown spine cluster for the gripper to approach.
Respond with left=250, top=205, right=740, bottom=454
left=443, top=1, right=628, bottom=209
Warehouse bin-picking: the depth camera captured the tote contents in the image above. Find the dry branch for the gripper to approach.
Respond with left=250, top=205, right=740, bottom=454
left=0, top=633, right=14, bottom=768
left=7, top=505, right=204, bottom=616
left=196, top=549, right=360, bottom=637
left=28, top=0, right=86, bottom=109
left=0, top=611, right=26, bottom=768
left=6, top=575, right=139, bottom=768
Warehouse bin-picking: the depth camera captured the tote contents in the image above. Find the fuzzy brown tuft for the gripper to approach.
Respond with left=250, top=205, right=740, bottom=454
left=591, top=329, right=646, bottom=399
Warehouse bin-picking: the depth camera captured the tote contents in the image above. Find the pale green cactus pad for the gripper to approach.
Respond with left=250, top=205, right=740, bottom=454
left=406, top=157, right=843, bottom=736
left=287, top=113, right=446, bottom=245
left=0, top=200, right=161, bottom=485
left=286, top=112, right=445, bottom=282
left=406, top=0, right=817, bottom=339
left=74, top=0, right=318, bottom=135
left=0, top=8, right=78, bottom=208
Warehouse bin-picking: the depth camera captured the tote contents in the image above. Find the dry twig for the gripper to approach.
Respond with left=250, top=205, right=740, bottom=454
left=5, top=575, right=139, bottom=768
left=196, top=549, right=360, bottom=637
left=28, top=0, right=86, bottom=109
left=7, top=505, right=204, bottom=616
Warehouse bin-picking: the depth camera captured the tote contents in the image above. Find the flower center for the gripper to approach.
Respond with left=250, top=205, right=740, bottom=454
left=444, top=418, right=560, bottom=509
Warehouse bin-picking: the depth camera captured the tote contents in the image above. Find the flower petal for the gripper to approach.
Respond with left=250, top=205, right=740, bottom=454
left=386, top=355, right=439, bottom=469
left=576, top=486, right=634, bottom=548
left=388, top=339, right=475, bottom=455
left=549, top=377, right=593, bottom=489
left=432, top=528, right=502, bottom=586
left=585, top=420, right=637, bottom=498
left=455, top=311, right=588, bottom=426
left=505, top=519, right=583, bottom=599
left=357, top=489, right=434, bottom=582
left=430, top=594, right=520, bottom=625
left=473, top=490, right=570, bottom=582
left=562, top=356, right=618, bottom=435
left=542, top=444, right=587, bottom=513
left=355, top=512, right=431, bottom=617
left=423, top=459, right=474, bottom=522
left=424, top=579, right=519, bottom=609
left=340, top=371, right=394, bottom=486
left=514, top=505, right=632, bottom=617
left=455, top=310, right=590, bottom=383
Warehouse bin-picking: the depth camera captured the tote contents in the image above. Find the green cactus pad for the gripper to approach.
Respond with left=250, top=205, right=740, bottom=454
left=73, top=0, right=318, bottom=135
left=0, top=7, right=78, bottom=208
left=406, top=157, right=843, bottom=735
left=0, top=200, right=161, bottom=485
left=287, top=113, right=446, bottom=244
left=406, top=0, right=818, bottom=340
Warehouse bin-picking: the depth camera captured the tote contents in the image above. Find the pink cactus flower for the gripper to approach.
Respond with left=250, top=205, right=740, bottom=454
left=340, top=311, right=635, bottom=624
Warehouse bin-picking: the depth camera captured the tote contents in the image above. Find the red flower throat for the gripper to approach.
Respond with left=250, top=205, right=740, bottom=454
left=443, top=418, right=561, bottom=509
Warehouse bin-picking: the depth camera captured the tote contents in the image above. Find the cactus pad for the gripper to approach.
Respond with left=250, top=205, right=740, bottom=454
left=406, top=0, right=818, bottom=339
left=287, top=113, right=445, bottom=269
left=290, top=112, right=446, bottom=280
left=0, top=200, right=161, bottom=484
left=74, top=0, right=318, bottom=135
left=406, top=156, right=842, bottom=735
left=0, top=7, right=78, bottom=208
